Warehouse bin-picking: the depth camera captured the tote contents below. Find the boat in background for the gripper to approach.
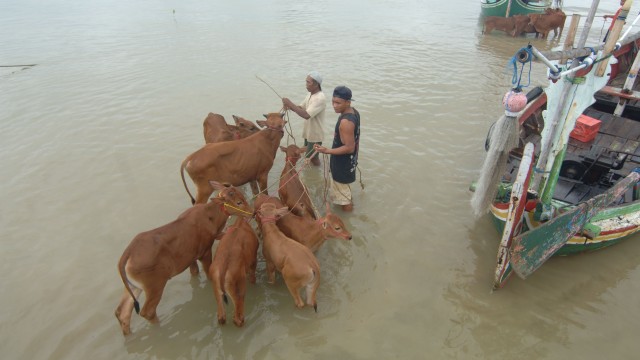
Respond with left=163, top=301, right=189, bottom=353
left=480, top=0, right=553, bottom=17
left=471, top=0, right=640, bottom=289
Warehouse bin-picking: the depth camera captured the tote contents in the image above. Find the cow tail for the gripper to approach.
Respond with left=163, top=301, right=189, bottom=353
left=118, top=250, right=140, bottom=314
left=180, top=157, right=196, bottom=205
left=221, top=271, right=228, bottom=305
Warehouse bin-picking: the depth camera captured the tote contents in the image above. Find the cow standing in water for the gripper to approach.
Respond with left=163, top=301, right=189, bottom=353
left=278, top=144, right=317, bottom=219
left=181, top=112, right=286, bottom=204
left=256, top=202, right=321, bottom=311
left=114, top=182, right=253, bottom=336
left=208, top=216, right=259, bottom=327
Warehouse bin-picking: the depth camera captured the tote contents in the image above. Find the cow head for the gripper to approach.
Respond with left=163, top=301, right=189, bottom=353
left=232, top=115, right=260, bottom=136
left=319, top=207, right=352, bottom=241
left=257, top=203, right=290, bottom=223
left=209, top=181, right=253, bottom=218
left=280, top=144, right=306, bottom=165
left=257, top=112, right=287, bottom=131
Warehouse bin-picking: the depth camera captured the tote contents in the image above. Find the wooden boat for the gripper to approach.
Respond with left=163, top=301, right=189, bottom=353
left=480, top=0, right=552, bottom=17
left=471, top=1, right=640, bottom=289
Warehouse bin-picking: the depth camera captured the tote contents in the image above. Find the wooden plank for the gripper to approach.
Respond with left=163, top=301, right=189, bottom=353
left=493, top=143, right=535, bottom=290
left=603, top=116, right=628, bottom=137
left=623, top=140, right=640, bottom=154
left=509, top=172, right=640, bottom=279
left=594, top=133, right=616, bottom=149
left=601, top=85, right=640, bottom=101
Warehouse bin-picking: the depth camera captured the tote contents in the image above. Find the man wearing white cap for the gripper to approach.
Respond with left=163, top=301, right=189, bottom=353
left=282, top=71, right=326, bottom=166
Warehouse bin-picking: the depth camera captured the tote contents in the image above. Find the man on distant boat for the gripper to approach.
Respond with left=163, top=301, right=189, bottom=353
left=313, top=86, right=360, bottom=212
left=282, top=71, right=326, bottom=166
left=603, top=0, right=627, bottom=42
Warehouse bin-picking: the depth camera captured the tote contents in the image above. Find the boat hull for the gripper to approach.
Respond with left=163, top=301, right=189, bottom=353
left=480, top=0, right=549, bottom=17
left=490, top=201, right=640, bottom=256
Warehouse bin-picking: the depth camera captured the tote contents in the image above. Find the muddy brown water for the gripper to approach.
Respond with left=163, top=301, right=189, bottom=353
left=2, top=0, right=639, bottom=358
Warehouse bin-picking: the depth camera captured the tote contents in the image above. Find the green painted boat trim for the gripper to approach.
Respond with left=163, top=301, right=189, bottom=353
left=480, top=0, right=550, bottom=17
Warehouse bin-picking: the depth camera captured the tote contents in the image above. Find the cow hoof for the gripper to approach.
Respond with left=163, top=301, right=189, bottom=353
left=218, top=317, right=226, bottom=325
left=234, top=318, right=244, bottom=327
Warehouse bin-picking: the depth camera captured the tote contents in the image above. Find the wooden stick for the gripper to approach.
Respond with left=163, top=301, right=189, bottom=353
left=0, top=64, right=36, bottom=67
left=596, top=0, right=633, bottom=76
left=614, top=49, right=640, bottom=115
left=562, top=15, right=581, bottom=55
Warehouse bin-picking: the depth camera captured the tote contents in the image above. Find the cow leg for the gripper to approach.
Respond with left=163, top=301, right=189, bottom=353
left=231, top=276, right=246, bottom=327
left=283, top=278, right=305, bottom=309
left=305, top=274, right=320, bottom=312
left=199, top=248, right=213, bottom=280
left=139, top=281, right=167, bottom=323
left=265, top=259, right=276, bottom=284
left=213, top=273, right=226, bottom=325
left=249, top=181, right=259, bottom=196
left=189, top=262, right=199, bottom=276
left=248, top=256, right=257, bottom=284
left=195, top=183, right=214, bottom=204
left=257, top=174, right=269, bottom=196
left=115, top=286, right=142, bottom=335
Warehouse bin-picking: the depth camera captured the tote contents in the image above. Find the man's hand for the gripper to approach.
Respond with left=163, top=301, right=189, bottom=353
left=282, top=97, right=294, bottom=110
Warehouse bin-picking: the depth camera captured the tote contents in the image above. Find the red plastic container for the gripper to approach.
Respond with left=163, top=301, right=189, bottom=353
left=570, top=114, right=601, bottom=142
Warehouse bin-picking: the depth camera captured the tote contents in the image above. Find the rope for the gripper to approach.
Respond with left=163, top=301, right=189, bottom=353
left=255, top=75, right=283, bottom=99
left=509, top=47, right=533, bottom=90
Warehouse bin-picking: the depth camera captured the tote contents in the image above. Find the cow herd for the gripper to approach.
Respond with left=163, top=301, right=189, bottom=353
left=115, top=112, right=353, bottom=335
left=483, top=8, right=566, bottom=38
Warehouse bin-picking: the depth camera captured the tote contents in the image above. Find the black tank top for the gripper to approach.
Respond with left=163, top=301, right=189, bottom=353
left=330, top=109, right=360, bottom=184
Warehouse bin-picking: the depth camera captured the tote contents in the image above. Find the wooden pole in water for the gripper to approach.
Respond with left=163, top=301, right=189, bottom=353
left=563, top=15, right=581, bottom=50
left=596, top=0, right=633, bottom=76
left=614, top=50, right=640, bottom=115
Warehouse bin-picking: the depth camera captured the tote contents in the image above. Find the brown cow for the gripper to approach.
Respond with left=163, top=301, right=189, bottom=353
left=181, top=112, right=287, bottom=204
left=278, top=144, right=317, bottom=219
left=114, top=182, right=253, bottom=336
left=529, top=10, right=566, bottom=39
left=512, top=15, right=533, bottom=37
left=208, top=216, right=259, bottom=327
left=203, top=113, right=260, bottom=144
left=257, top=202, right=320, bottom=311
left=257, top=195, right=352, bottom=252
left=484, top=16, right=516, bottom=36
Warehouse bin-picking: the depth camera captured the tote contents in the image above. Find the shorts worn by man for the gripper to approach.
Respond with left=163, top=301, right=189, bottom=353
left=314, top=86, right=360, bottom=212
left=282, top=71, right=326, bottom=166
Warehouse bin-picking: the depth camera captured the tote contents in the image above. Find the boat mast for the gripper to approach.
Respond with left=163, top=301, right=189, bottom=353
left=505, top=0, right=512, bottom=18
left=530, top=0, right=600, bottom=203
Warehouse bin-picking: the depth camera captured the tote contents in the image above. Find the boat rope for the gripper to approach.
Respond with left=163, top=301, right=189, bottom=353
left=509, top=47, right=533, bottom=90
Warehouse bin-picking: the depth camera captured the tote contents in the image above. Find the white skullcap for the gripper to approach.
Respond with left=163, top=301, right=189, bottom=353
left=308, top=71, right=323, bottom=85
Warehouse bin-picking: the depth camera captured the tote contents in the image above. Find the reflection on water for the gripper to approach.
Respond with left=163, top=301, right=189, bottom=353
left=2, top=0, right=640, bottom=358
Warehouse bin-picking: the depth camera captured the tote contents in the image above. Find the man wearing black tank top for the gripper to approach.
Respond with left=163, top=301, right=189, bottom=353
left=314, top=86, right=360, bottom=212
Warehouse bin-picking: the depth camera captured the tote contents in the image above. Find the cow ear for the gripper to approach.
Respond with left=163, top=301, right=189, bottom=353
left=256, top=120, right=267, bottom=128
left=263, top=114, right=269, bottom=119
left=276, top=207, right=289, bottom=217
left=209, top=181, right=224, bottom=191
left=280, top=145, right=287, bottom=152
left=298, top=146, right=306, bottom=154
